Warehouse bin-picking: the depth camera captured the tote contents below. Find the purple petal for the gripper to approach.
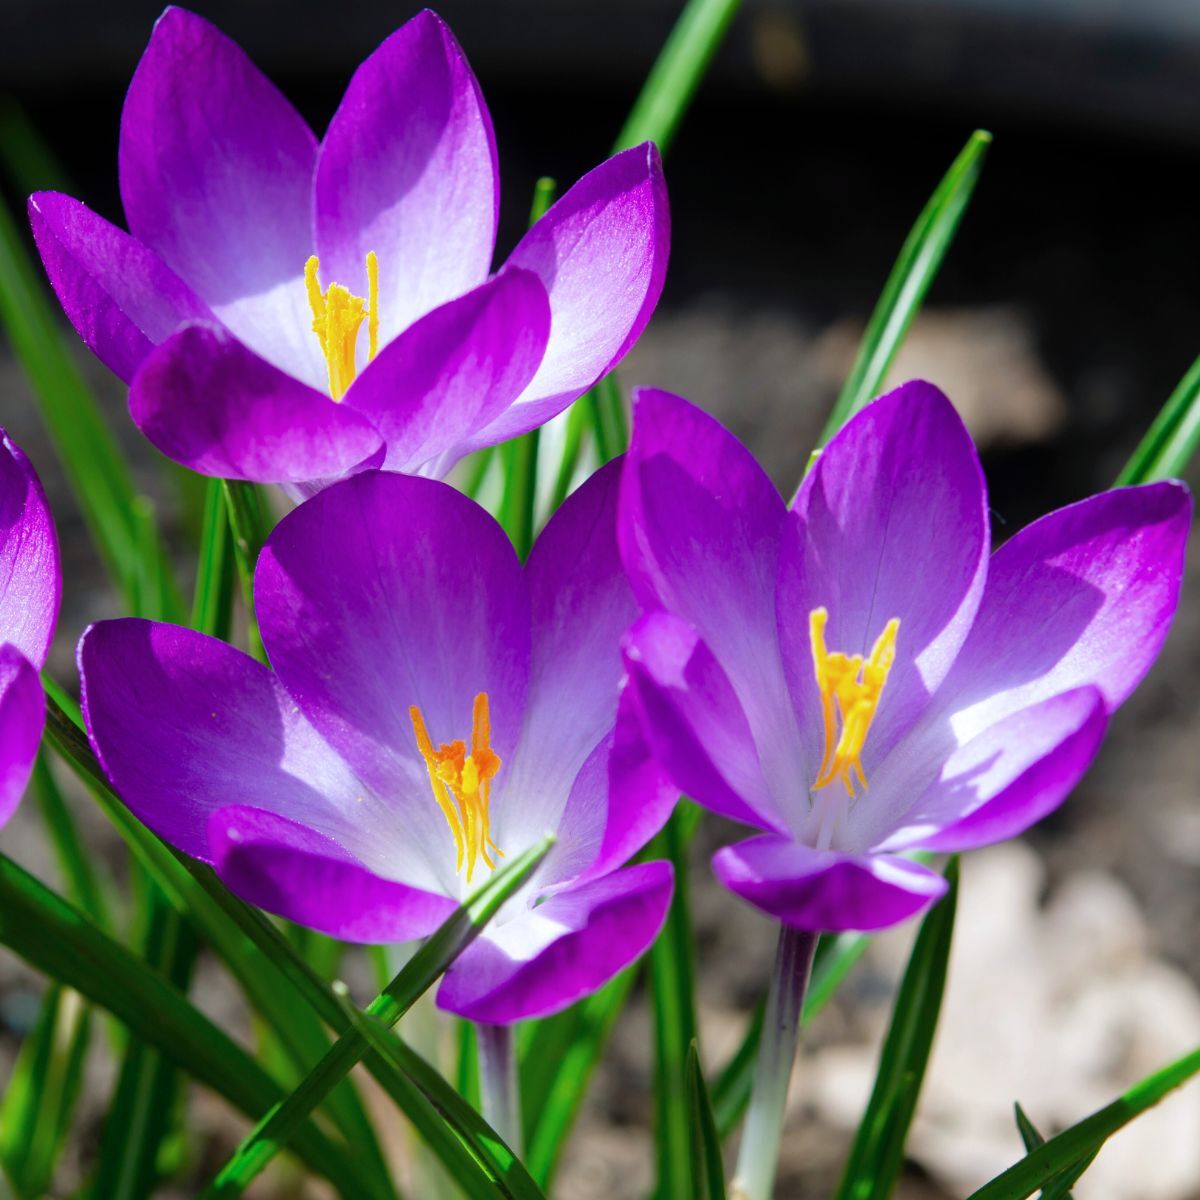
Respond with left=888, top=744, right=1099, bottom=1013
left=937, top=481, right=1192, bottom=730
left=129, top=323, right=383, bottom=484
left=475, top=144, right=670, bottom=443
left=0, top=646, right=44, bottom=829
left=342, top=269, right=549, bottom=475
left=78, top=619, right=411, bottom=882
left=564, top=686, right=678, bottom=885
left=254, top=472, right=530, bottom=893
left=877, top=687, right=1108, bottom=854
left=0, top=430, right=60, bottom=668
left=209, top=805, right=455, bottom=942
left=712, top=835, right=947, bottom=932
left=119, top=8, right=324, bottom=386
left=315, top=10, right=498, bottom=345
left=492, top=459, right=639, bottom=855
left=620, top=389, right=806, bottom=806
left=436, top=860, right=673, bottom=1022
left=622, top=611, right=785, bottom=833
left=781, top=380, right=990, bottom=772
left=28, top=192, right=214, bottom=383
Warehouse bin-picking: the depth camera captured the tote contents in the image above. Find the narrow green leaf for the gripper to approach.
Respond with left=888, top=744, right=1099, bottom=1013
left=0, top=984, right=91, bottom=1198
left=647, top=809, right=700, bottom=1200
left=0, top=852, right=385, bottom=1200
left=350, top=1004, right=547, bottom=1200
left=586, top=372, right=628, bottom=466
left=457, top=1019, right=481, bottom=1107
left=1014, top=1102, right=1045, bottom=1152
left=834, top=857, right=959, bottom=1200
left=221, top=479, right=274, bottom=658
left=615, top=0, right=744, bottom=155
left=202, top=835, right=555, bottom=1197
left=686, top=1042, right=727, bottom=1200
left=547, top=402, right=589, bottom=512
left=968, top=1042, right=1200, bottom=1200
left=30, top=753, right=111, bottom=930
left=819, top=132, right=991, bottom=445
left=91, top=899, right=197, bottom=1200
left=191, top=478, right=236, bottom=640
left=521, top=967, right=637, bottom=1185
left=463, top=447, right=497, bottom=500
left=1012, top=1103, right=1087, bottom=1200
left=1115, top=352, right=1200, bottom=485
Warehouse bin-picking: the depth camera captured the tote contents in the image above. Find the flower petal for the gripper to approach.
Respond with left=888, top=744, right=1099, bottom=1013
left=0, top=646, right=44, bottom=829
left=28, top=192, right=214, bottom=383
left=342, top=269, right=549, bottom=475
left=78, top=619, right=413, bottom=883
left=475, top=144, right=670, bottom=442
left=622, top=611, right=783, bottom=833
left=937, top=481, right=1192, bottom=735
left=876, top=687, right=1108, bottom=854
left=129, top=323, right=383, bottom=484
left=436, top=860, right=673, bottom=1022
left=209, top=805, right=455, bottom=942
left=119, top=8, right=324, bottom=385
left=315, top=10, right=498, bottom=345
left=491, top=459, right=637, bottom=856
left=781, top=380, right=990, bottom=769
left=254, top=472, right=530, bottom=894
left=560, top=686, right=678, bottom=886
left=0, top=430, right=60, bottom=668
left=712, top=835, right=947, bottom=932
left=620, top=389, right=806, bottom=806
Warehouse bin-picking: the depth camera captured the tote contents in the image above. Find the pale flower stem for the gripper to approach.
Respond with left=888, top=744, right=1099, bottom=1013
left=731, top=925, right=819, bottom=1200
left=477, top=1021, right=523, bottom=1157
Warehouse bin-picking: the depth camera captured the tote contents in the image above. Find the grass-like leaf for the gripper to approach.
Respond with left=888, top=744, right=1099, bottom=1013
left=0, top=852, right=384, bottom=1200
left=686, top=1041, right=728, bottom=1200
left=967, top=1043, right=1200, bottom=1200
left=1115, top=352, right=1200, bottom=486
left=615, top=0, right=744, bottom=155
left=520, top=967, right=637, bottom=1185
left=201, top=835, right=554, bottom=1197
left=833, top=857, right=959, bottom=1200
left=819, top=132, right=991, bottom=444
left=0, top=984, right=91, bottom=1199
left=647, top=809, right=701, bottom=1200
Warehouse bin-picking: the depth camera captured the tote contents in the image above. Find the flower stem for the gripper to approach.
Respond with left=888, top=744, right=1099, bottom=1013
left=730, top=925, right=819, bottom=1200
left=476, top=1022, right=522, bottom=1157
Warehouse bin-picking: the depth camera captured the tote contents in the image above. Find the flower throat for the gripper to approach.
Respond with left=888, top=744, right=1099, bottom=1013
left=304, top=252, right=380, bottom=400
left=809, top=607, right=900, bottom=797
left=410, top=692, right=504, bottom=882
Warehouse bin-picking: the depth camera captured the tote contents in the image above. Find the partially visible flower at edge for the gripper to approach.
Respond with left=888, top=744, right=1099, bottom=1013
left=617, top=381, right=1191, bottom=933
left=29, top=6, right=669, bottom=497
left=79, top=461, right=676, bottom=1022
left=0, top=428, right=61, bottom=827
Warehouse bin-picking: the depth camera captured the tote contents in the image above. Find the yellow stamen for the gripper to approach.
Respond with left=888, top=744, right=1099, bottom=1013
left=809, top=607, right=899, bottom=797
left=304, top=253, right=381, bottom=401
left=409, top=693, right=504, bottom=882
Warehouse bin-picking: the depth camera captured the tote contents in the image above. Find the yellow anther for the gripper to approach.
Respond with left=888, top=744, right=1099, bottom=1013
left=809, top=608, right=900, bottom=797
left=410, top=693, right=504, bottom=883
left=303, top=253, right=381, bottom=401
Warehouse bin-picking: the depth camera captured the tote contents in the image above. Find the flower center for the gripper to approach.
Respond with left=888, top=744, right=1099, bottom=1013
left=410, top=692, right=504, bottom=883
left=304, top=252, right=380, bottom=400
left=808, top=607, right=900, bottom=797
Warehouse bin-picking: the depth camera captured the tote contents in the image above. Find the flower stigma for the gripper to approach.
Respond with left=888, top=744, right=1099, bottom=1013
left=304, top=252, right=380, bottom=400
left=410, top=692, right=504, bottom=883
left=809, top=607, right=900, bottom=798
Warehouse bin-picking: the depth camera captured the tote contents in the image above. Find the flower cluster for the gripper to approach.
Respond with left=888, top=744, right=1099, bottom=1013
left=0, top=10, right=1194, bottom=1196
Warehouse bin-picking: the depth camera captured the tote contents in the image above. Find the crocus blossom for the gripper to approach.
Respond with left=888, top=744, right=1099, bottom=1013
left=29, top=7, right=668, bottom=493
left=618, top=382, right=1191, bottom=932
left=79, top=463, right=675, bottom=1022
left=0, top=429, right=61, bottom=827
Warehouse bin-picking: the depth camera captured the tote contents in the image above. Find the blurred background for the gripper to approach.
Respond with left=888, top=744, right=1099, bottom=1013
left=1, top=1, right=1199, bottom=1196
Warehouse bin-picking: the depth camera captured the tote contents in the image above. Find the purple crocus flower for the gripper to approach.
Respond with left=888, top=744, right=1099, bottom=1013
left=0, top=430, right=61, bottom=826
left=29, top=8, right=668, bottom=495
left=618, top=382, right=1191, bottom=932
left=79, top=463, right=675, bottom=1022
